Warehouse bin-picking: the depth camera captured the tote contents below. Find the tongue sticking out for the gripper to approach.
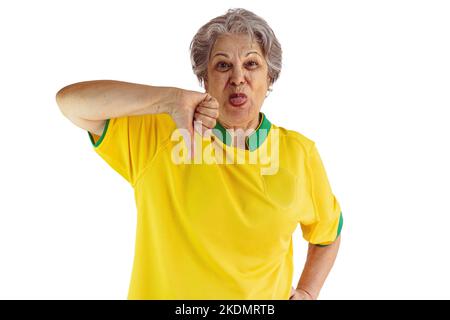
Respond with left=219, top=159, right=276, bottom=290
left=229, top=95, right=247, bottom=106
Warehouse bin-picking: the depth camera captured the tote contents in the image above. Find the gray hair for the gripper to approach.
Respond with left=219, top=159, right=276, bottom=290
left=189, top=8, right=282, bottom=89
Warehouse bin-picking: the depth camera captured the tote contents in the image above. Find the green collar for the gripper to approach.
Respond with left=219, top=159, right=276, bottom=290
left=212, top=112, right=272, bottom=151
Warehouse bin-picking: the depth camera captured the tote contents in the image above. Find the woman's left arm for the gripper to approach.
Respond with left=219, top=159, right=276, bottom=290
left=290, top=235, right=341, bottom=300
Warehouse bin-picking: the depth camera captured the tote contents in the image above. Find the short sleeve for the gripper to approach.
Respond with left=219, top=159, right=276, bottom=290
left=87, top=113, right=175, bottom=187
left=299, top=142, right=343, bottom=246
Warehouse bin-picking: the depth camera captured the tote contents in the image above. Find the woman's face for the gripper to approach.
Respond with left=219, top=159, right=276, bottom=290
left=205, top=33, right=271, bottom=128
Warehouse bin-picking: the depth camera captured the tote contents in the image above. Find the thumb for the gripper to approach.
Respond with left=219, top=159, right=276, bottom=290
left=191, top=119, right=203, bottom=160
left=180, top=121, right=194, bottom=162
left=190, top=128, right=195, bottom=161
left=187, top=124, right=194, bottom=161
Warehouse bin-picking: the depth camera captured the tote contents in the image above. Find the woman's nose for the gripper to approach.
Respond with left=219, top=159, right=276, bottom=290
left=229, top=67, right=246, bottom=86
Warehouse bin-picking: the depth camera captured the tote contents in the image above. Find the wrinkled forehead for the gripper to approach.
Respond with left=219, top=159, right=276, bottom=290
left=211, top=34, right=263, bottom=57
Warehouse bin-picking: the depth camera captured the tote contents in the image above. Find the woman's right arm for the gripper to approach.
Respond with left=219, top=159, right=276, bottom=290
left=56, top=79, right=219, bottom=159
left=55, top=80, right=181, bottom=135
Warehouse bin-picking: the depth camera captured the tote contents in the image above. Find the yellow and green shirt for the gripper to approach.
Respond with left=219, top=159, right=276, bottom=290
left=87, top=112, right=343, bottom=299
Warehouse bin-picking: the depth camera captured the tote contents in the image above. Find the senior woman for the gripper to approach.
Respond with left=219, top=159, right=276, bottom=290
left=56, top=8, right=343, bottom=300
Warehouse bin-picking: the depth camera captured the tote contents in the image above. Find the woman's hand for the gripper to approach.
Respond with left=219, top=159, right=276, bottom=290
left=289, top=287, right=315, bottom=300
left=170, top=89, right=219, bottom=159
left=194, top=94, right=220, bottom=136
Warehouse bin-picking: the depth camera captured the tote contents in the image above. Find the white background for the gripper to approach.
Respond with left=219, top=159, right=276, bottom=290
left=1, top=0, right=449, bottom=299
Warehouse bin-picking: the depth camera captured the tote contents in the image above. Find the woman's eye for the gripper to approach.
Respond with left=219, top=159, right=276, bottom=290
left=217, top=62, right=229, bottom=69
left=216, top=61, right=258, bottom=70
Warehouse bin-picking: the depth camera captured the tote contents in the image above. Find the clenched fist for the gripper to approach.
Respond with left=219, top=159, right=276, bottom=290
left=170, top=88, right=220, bottom=159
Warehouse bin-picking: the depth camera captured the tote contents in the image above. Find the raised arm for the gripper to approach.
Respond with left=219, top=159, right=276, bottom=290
left=55, top=79, right=219, bottom=157
left=55, top=80, right=180, bottom=135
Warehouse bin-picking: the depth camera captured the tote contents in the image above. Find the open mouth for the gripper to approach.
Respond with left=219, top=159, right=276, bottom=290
left=229, top=93, right=248, bottom=106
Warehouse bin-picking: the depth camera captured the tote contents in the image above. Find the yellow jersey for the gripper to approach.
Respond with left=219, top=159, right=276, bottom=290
left=87, top=112, right=343, bottom=299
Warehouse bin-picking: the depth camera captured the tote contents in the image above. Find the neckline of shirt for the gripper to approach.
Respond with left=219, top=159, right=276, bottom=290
left=212, top=112, right=272, bottom=152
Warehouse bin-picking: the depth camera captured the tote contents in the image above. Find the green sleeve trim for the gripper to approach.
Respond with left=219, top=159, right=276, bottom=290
left=315, top=211, right=343, bottom=247
left=88, top=119, right=110, bottom=147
